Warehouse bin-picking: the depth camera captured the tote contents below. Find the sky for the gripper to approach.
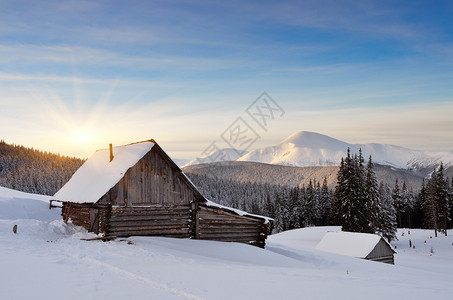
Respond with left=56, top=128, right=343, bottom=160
left=0, top=0, right=452, bottom=159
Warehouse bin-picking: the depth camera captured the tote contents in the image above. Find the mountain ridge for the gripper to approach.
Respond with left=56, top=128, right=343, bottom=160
left=183, top=161, right=449, bottom=191
left=185, top=131, right=453, bottom=170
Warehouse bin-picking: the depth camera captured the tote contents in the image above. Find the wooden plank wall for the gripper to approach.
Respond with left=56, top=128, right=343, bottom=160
left=64, top=202, right=268, bottom=247
left=366, top=239, right=395, bottom=261
left=62, top=202, right=110, bottom=234
left=197, top=205, right=268, bottom=248
left=63, top=202, right=91, bottom=231
left=367, top=256, right=394, bottom=264
left=98, top=149, right=196, bottom=206
left=107, top=204, right=192, bottom=238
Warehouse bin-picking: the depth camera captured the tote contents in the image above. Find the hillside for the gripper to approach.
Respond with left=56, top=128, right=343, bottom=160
left=0, top=140, right=84, bottom=195
left=1, top=186, right=452, bottom=299
left=183, top=161, right=435, bottom=191
left=183, top=148, right=246, bottom=167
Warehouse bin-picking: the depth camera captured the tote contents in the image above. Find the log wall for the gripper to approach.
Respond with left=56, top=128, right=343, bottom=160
left=63, top=202, right=268, bottom=247
left=197, top=205, right=268, bottom=248
left=107, top=204, right=193, bottom=238
left=62, top=202, right=110, bottom=234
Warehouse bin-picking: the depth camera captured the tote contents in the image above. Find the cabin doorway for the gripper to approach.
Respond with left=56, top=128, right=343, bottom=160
left=89, top=208, right=100, bottom=234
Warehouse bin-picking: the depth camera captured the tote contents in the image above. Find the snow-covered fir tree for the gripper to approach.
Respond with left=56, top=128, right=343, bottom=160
left=400, top=181, right=415, bottom=228
left=392, top=179, right=403, bottom=227
left=319, top=177, right=332, bottom=226
left=365, top=156, right=380, bottom=233
left=333, top=148, right=373, bottom=233
left=419, top=164, right=451, bottom=236
left=376, top=182, right=397, bottom=241
left=433, top=163, right=449, bottom=235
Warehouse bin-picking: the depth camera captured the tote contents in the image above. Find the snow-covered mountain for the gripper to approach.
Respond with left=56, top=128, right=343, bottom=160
left=237, top=131, right=453, bottom=169
left=183, top=148, right=247, bottom=167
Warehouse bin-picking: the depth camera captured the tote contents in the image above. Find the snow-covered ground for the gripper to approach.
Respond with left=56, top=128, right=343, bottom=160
left=1, top=186, right=452, bottom=299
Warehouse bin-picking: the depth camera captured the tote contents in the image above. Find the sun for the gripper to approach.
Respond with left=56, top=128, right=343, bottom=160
left=74, top=131, right=93, bottom=144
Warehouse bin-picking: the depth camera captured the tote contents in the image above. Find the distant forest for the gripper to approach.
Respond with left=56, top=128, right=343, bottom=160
left=1, top=140, right=452, bottom=240
left=0, top=140, right=84, bottom=195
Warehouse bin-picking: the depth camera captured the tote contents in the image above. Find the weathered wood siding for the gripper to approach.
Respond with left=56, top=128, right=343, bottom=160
left=98, top=148, right=198, bottom=206
left=366, top=239, right=395, bottom=264
left=62, top=202, right=110, bottom=234
left=197, top=205, right=268, bottom=248
left=367, top=255, right=394, bottom=264
left=107, top=204, right=193, bottom=238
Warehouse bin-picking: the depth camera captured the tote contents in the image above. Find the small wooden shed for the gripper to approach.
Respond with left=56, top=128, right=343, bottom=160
left=51, top=140, right=269, bottom=247
left=315, top=231, right=396, bottom=264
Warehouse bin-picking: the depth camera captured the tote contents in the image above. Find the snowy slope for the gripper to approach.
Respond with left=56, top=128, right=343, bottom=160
left=183, top=148, right=247, bottom=167
left=237, top=131, right=453, bottom=169
left=0, top=186, right=55, bottom=221
left=2, top=187, right=453, bottom=299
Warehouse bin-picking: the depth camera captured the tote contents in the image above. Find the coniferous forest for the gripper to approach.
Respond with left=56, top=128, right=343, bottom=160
left=189, top=148, right=453, bottom=241
left=0, top=140, right=84, bottom=195
left=0, top=141, right=452, bottom=241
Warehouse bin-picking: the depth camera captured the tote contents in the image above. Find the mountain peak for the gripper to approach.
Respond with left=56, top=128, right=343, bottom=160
left=186, top=131, right=453, bottom=170
left=279, top=131, right=349, bottom=151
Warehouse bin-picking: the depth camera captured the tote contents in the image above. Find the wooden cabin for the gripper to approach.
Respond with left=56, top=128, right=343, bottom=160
left=315, top=231, right=396, bottom=264
left=51, top=140, right=269, bottom=247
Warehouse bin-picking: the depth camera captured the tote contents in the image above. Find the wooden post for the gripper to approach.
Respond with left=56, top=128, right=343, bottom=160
left=190, top=202, right=199, bottom=239
left=109, top=143, right=114, bottom=162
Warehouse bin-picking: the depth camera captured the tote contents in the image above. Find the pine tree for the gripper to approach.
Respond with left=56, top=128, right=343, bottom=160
left=434, top=163, right=449, bottom=236
left=289, top=187, right=301, bottom=229
left=376, top=183, right=397, bottom=241
left=314, top=181, right=322, bottom=225
left=274, top=194, right=285, bottom=232
left=353, top=150, right=369, bottom=232
left=392, top=179, right=403, bottom=228
left=423, top=176, right=439, bottom=237
left=297, top=185, right=306, bottom=227
left=400, top=181, right=414, bottom=228
left=263, top=193, right=275, bottom=219
left=332, top=157, right=346, bottom=225
left=333, top=148, right=372, bottom=233
left=365, top=156, right=379, bottom=233
left=304, top=180, right=315, bottom=226
left=319, top=177, right=332, bottom=226
left=449, top=177, right=453, bottom=228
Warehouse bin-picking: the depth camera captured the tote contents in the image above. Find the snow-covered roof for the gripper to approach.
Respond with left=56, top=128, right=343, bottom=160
left=205, top=200, right=272, bottom=224
left=315, top=231, right=392, bottom=258
left=53, top=141, right=154, bottom=203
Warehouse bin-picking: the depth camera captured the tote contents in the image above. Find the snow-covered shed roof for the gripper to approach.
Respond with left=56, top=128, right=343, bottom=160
left=315, top=231, right=395, bottom=259
left=53, top=141, right=155, bottom=203
left=205, top=200, right=272, bottom=224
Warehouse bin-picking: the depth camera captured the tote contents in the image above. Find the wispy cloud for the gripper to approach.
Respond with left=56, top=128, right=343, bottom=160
left=0, top=72, right=185, bottom=89
left=0, top=43, right=247, bottom=70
